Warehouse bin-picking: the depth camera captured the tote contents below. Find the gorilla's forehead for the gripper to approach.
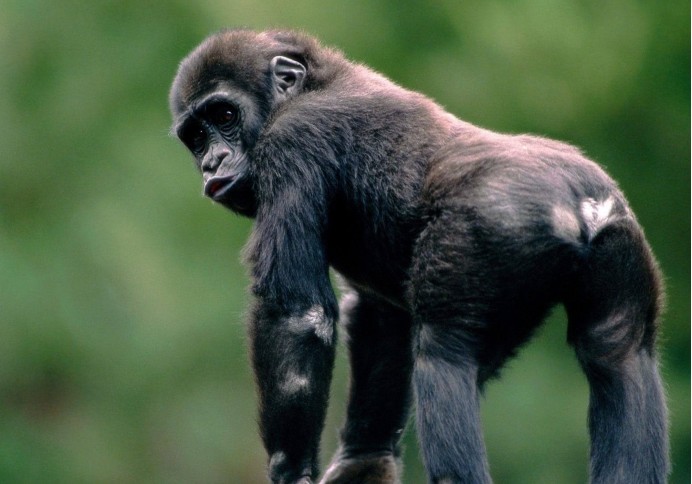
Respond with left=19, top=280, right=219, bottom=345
left=170, top=31, right=274, bottom=116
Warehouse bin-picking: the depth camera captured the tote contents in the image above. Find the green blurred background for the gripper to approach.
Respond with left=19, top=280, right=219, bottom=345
left=0, top=1, right=688, bottom=482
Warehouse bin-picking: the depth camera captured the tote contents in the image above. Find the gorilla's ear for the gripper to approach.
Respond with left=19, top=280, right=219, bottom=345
left=270, top=56, right=306, bottom=99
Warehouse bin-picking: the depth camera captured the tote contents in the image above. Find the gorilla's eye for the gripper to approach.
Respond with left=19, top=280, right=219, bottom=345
left=182, top=122, right=207, bottom=155
left=208, top=103, right=238, bottom=130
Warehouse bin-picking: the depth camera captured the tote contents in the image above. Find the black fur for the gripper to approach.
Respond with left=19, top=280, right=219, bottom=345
left=170, top=29, right=668, bottom=484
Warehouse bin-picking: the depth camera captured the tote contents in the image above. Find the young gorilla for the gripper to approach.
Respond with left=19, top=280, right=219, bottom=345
left=169, top=30, right=668, bottom=484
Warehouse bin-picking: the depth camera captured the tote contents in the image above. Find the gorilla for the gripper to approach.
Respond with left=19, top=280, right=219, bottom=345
left=169, top=29, right=668, bottom=484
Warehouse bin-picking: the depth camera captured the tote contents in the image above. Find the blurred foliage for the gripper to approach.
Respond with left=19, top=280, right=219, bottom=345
left=0, top=0, right=688, bottom=483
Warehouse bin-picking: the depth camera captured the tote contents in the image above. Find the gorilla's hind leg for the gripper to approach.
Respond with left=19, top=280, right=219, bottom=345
left=566, top=220, right=668, bottom=483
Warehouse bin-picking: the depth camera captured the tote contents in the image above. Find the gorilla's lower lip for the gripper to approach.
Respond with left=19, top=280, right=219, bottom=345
left=204, top=176, right=235, bottom=200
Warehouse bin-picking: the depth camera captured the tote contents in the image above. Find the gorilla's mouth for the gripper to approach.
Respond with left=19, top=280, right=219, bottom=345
left=204, top=175, right=256, bottom=216
left=204, top=175, right=236, bottom=200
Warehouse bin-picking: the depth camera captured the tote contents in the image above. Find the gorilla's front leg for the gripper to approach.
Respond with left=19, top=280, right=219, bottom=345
left=251, top=301, right=337, bottom=484
left=321, top=291, right=414, bottom=484
left=321, top=451, right=402, bottom=484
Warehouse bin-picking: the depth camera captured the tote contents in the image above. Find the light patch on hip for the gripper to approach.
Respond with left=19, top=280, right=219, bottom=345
left=581, top=196, right=614, bottom=237
left=551, top=205, right=581, bottom=240
left=286, top=305, right=334, bottom=345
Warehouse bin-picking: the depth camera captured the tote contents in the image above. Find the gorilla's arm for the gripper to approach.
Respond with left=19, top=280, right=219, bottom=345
left=245, top=136, right=339, bottom=482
